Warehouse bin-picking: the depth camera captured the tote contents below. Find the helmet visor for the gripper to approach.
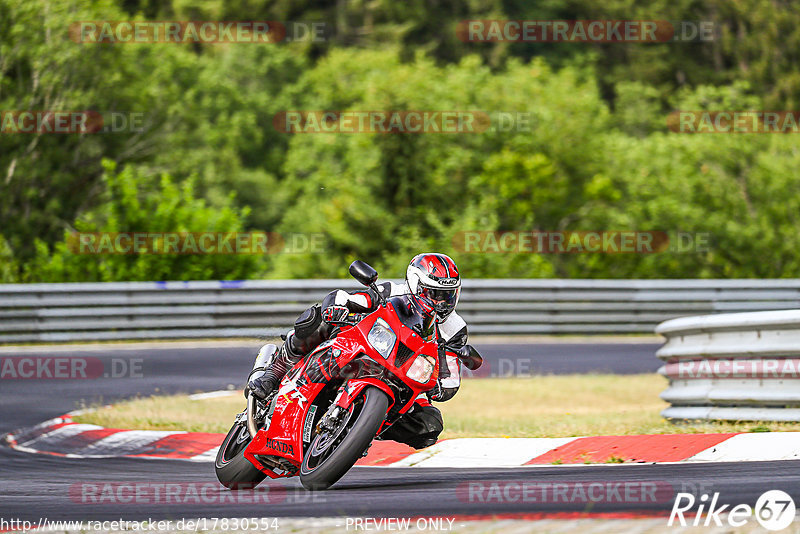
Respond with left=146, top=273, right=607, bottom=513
left=419, top=285, right=460, bottom=316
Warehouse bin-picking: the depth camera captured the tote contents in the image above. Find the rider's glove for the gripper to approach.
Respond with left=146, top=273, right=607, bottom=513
left=321, top=305, right=350, bottom=324
left=428, top=380, right=458, bottom=402
left=428, top=382, right=443, bottom=401
left=322, top=305, right=364, bottom=326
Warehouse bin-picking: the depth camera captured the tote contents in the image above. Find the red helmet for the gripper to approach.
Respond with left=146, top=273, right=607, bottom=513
left=405, top=253, right=461, bottom=320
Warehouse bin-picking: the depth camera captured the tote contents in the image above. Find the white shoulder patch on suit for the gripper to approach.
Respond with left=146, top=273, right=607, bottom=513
left=438, top=312, right=467, bottom=341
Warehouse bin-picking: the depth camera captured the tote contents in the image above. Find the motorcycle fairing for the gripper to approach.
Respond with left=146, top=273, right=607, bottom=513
left=244, top=304, right=439, bottom=474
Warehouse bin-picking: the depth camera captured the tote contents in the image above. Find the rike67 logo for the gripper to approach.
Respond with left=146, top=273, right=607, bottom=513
left=670, top=490, right=796, bottom=531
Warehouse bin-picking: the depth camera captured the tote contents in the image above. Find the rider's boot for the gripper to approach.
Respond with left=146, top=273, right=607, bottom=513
left=247, top=333, right=305, bottom=400
left=246, top=303, right=330, bottom=400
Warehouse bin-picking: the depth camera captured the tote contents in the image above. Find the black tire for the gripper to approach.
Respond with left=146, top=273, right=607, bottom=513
left=299, top=387, right=389, bottom=490
left=215, top=421, right=266, bottom=490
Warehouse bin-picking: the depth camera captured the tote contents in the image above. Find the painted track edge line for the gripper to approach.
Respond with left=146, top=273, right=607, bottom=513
left=7, top=416, right=800, bottom=466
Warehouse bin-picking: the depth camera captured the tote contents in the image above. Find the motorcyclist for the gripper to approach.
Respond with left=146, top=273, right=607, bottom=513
left=246, top=253, right=470, bottom=449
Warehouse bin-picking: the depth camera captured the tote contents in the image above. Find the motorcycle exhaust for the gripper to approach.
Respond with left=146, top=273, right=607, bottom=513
left=248, top=343, right=279, bottom=383
left=247, top=392, right=259, bottom=438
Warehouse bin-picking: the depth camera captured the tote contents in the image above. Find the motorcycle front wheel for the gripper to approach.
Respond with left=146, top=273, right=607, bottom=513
left=299, top=387, right=389, bottom=490
left=215, top=419, right=267, bottom=490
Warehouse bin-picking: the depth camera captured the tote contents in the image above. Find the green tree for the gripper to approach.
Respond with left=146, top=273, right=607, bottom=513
left=0, top=0, right=192, bottom=262
left=26, top=161, right=263, bottom=281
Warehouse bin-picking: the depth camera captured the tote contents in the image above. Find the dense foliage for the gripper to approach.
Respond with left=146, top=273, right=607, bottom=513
left=1, top=0, right=797, bottom=281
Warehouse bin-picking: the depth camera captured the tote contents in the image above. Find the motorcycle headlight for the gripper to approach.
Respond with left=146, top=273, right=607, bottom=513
left=407, top=354, right=436, bottom=383
left=367, top=318, right=396, bottom=360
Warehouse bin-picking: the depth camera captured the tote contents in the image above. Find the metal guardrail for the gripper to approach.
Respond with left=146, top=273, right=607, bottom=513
left=656, top=309, right=800, bottom=421
left=0, top=279, right=799, bottom=343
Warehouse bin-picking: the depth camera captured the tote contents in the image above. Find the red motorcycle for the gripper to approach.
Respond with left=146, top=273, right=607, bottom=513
left=215, top=260, right=481, bottom=490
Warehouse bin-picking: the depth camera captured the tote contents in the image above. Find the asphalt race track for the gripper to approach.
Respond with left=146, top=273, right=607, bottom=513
left=3, top=341, right=797, bottom=522
left=4, top=450, right=800, bottom=521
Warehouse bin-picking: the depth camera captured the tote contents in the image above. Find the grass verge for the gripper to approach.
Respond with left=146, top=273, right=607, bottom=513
left=72, top=374, right=800, bottom=437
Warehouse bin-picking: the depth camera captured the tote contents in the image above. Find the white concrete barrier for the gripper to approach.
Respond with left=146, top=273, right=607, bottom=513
left=656, top=310, right=800, bottom=421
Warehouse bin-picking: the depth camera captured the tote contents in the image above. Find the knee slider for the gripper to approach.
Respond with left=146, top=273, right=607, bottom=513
left=416, top=405, right=444, bottom=436
left=292, top=304, right=331, bottom=354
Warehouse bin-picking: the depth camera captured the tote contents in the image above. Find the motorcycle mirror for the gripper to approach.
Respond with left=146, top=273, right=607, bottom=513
left=349, top=260, right=379, bottom=287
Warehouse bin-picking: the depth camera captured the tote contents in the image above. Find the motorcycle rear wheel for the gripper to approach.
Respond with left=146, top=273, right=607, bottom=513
left=299, top=387, right=389, bottom=490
